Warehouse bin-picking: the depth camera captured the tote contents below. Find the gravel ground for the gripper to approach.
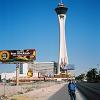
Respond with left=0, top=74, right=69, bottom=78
left=0, top=81, right=65, bottom=100
left=8, top=81, right=65, bottom=100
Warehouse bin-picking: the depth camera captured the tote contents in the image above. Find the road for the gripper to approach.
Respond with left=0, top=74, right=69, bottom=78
left=48, top=84, right=87, bottom=100
left=77, top=82, right=100, bottom=100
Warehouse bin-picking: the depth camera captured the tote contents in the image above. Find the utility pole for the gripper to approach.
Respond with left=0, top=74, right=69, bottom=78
left=3, top=74, right=6, bottom=96
left=16, top=63, right=20, bottom=85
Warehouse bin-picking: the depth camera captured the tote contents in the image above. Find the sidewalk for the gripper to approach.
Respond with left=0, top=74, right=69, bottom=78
left=76, top=89, right=87, bottom=100
left=48, top=83, right=87, bottom=100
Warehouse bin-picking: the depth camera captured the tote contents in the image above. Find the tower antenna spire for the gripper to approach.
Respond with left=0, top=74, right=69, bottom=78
left=60, top=0, right=63, bottom=3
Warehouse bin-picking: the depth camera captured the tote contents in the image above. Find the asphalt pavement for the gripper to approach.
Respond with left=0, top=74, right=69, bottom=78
left=48, top=84, right=87, bottom=100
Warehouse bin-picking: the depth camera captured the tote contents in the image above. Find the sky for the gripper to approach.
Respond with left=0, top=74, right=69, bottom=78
left=0, top=0, right=100, bottom=75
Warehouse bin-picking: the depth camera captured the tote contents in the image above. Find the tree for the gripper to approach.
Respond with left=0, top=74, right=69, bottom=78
left=75, top=73, right=85, bottom=81
left=86, top=68, right=98, bottom=82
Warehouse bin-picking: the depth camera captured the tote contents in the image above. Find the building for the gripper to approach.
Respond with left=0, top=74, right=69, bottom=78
left=0, top=62, right=57, bottom=80
left=55, top=2, right=69, bottom=74
left=0, top=72, right=16, bottom=80
left=20, top=62, right=57, bottom=77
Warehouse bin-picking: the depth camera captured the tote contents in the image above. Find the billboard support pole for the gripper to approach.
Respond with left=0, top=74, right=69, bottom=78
left=65, top=70, right=67, bottom=77
left=16, top=63, right=19, bottom=86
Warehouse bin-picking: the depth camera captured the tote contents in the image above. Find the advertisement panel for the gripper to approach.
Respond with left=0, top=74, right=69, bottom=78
left=0, top=49, right=36, bottom=63
left=27, top=68, right=33, bottom=77
left=63, top=64, right=75, bottom=70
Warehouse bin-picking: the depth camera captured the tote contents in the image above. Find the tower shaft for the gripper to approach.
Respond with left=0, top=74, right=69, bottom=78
left=55, top=3, right=68, bottom=74
left=58, top=14, right=68, bottom=69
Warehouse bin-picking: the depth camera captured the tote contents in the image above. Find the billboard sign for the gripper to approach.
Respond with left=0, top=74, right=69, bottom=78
left=0, top=49, right=36, bottom=63
left=27, top=68, right=33, bottom=77
left=63, top=64, right=75, bottom=70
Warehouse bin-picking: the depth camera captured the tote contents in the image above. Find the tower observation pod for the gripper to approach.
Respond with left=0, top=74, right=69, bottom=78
left=55, top=3, right=68, bottom=74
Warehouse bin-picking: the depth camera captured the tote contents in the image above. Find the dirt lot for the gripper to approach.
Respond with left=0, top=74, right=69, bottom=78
left=0, top=81, right=65, bottom=100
